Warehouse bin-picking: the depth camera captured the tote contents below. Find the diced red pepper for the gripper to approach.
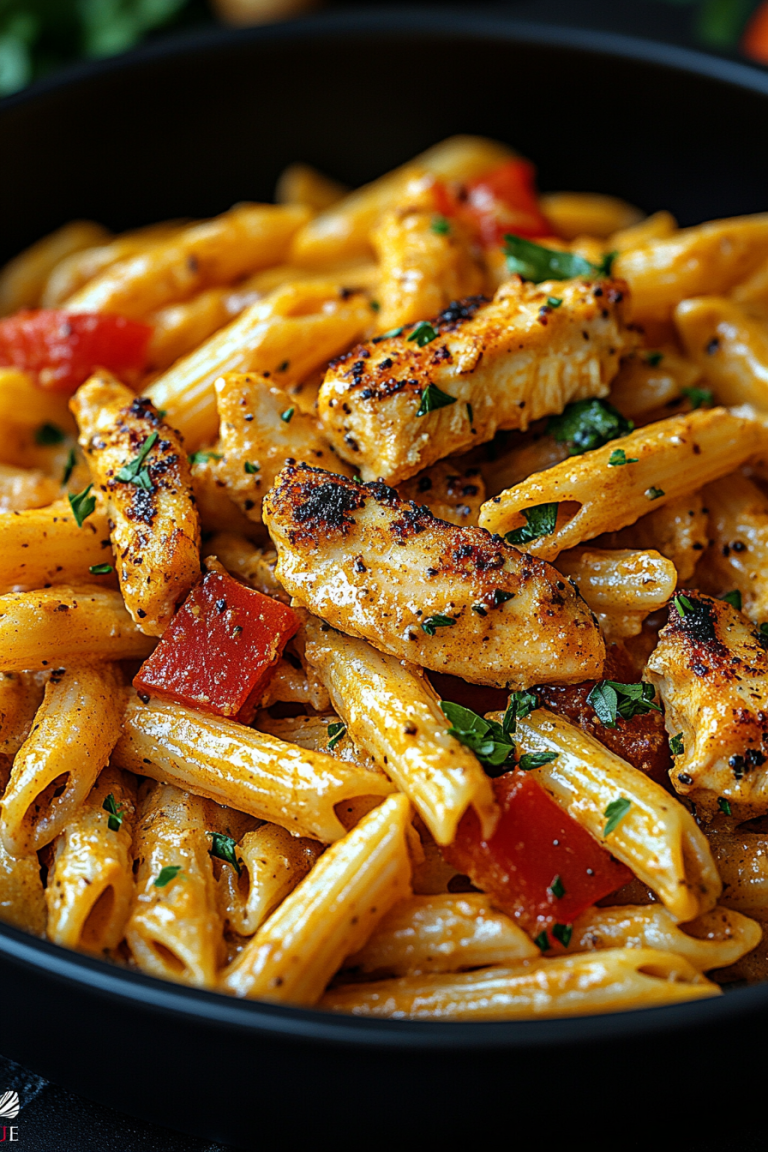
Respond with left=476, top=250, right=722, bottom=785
left=443, top=771, right=631, bottom=942
left=432, top=159, right=551, bottom=249
left=0, top=309, right=152, bottom=393
left=133, top=570, right=299, bottom=724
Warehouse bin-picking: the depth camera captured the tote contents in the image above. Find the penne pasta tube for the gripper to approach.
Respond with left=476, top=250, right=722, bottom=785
left=222, top=793, right=413, bottom=1004
left=540, top=191, right=643, bottom=241
left=0, top=837, right=46, bottom=935
left=125, top=782, right=223, bottom=987
left=675, top=296, right=768, bottom=409
left=613, top=213, right=768, bottom=323
left=203, top=533, right=287, bottom=600
left=45, top=766, right=136, bottom=955
left=598, top=491, right=708, bottom=583
left=481, top=433, right=569, bottom=497
left=304, top=617, right=497, bottom=845
left=0, top=663, right=125, bottom=855
left=555, top=547, right=677, bottom=613
left=0, top=463, right=61, bottom=513
left=706, top=828, right=768, bottom=918
left=0, top=500, right=114, bottom=592
left=607, top=348, right=702, bottom=421
left=696, top=473, right=768, bottom=620
left=478, top=407, right=766, bottom=560
left=275, top=162, right=348, bottom=212
left=319, top=947, right=719, bottom=1019
left=146, top=285, right=239, bottom=371
left=0, top=586, right=155, bottom=671
left=0, top=367, right=76, bottom=433
left=290, top=134, right=513, bottom=267
left=0, top=220, right=110, bottom=315
left=345, top=893, right=538, bottom=976
left=258, top=713, right=376, bottom=770
left=112, top=693, right=395, bottom=842
left=567, top=903, right=761, bottom=971
left=0, top=673, right=45, bottom=757
left=218, top=822, right=323, bottom=936
left=609, top=209, right=677, bottom=251
left=191, top=461, right=263, bottom=540
left=503, top=708, right=722, bottom=921
left=143, top=277, right=373, bottom=450
left=731, top=256, right=768, bottom=318
left=65, top=203, right=310, bottom=319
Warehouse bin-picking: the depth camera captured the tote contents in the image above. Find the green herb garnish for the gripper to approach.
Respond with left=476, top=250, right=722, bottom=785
left=608, top=448, right=638, bottom=466
left=669, top=733, right=684, bottom=756
left=416, top=383, right=456, bottom=417
left=115, top=431, right=158, bottom=490
left=62, top=447, right=77, bottom=485
left=502, top=690, right=539, bottom=736
left=466, top=402, right=473, bottom=425
left=645, top=351, right=664, bottom=367
left=546, top=296, right=563, bottom=308
left=209, top=832, right=241, bottom=875
left=603, top=797, right=631, bottom=837
left=407, top=320, right=440, bottom=348
left=645, top=486, right=665, bottom=500
left=549, top=875, right=565, bottom=899
left=244, top=461, right=260, bottom=474
left=505, top=503, right=559, bottom=546
left=102, top=793, right=125, bottom=832
left=547, top=398, right=633, bottom=457
left=518, top=751, right=559, bottom=771
left=440, top=700, right=515, bottom=774
left=535, top=929, right=550, bottom=951
left=722, top=590, right=742, bottom=611
left=422, top=614, right=456, bottom=635
left=718, top=797, right=732, bottom=816
left=68, top=483, right=96, bottom=528
left=503, top=234, right=615, bottom=282
left=552, top=922, right=573, bottom=947
left=35, top=422, right=65, bottom=445
left=682, top=386, right=713, bottom=410
left=89, top=563, right=113, bottom=575
left=431, top=215, right=451, bottom=235
left=154, top=864, right=183, bottom=888
left=587, top=681, right=660, bottom=728
left=280, top=407, right=295, bottom=423
left=369, top=300, right=380, bottom=312
left=674, top=593, right=694, bottom=618
left=188, top=450, right=223, bottom=465
left=327, top=721, right=346, bottom=751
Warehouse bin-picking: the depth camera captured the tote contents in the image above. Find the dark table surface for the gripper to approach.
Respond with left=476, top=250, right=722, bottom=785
left=4, top=2, right=768, bottom=1148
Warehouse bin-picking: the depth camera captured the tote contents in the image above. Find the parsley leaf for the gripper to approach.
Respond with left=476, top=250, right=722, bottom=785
left=718, top=797, right=732, bottom=816
left=552, top=922, right=573, bottom=947
left=505, top=503, right=559, bottom=546
left=422, top=614, right=456, bottom=635
left=722, top=590, right=742, bottom=611
left=369, top=300, right=380, bottom=312
left=431, top=215, right=451, bottom=235
left=502, top=689, right=539, bottom=736
left=35, top=422, right=65, bottom=445
left=416, top=383, right=456, bottom=417
left=645, top=351, right=664, bottom=367
left=280, top=407, right=295, bottom=423
left=89, top=563, right=113, bottom=575
left=535, top=929, right=550, bottom=951
left=608, top=448, right=638, bottom=466
left=546, top=296, right=563, bottom=308
left=669, top=733, right=684, bottom=756
left=102, top=793, right=125, bottom=832
left=549, top=874, right=565, bottom=898
left=547, top=398, right=633, bottom=456
left=327, top=721, right=346, bottom=750
left=115, top=431, right=158, bottom=489
left=682, top=386, right=713, bottom=410
left=69, top=484, right=96, bottom=528
left=503, top=234, right=613, bottom=283
left=62, top=447, right=77, bottom=485
left=673, top=593, right=694, bottom=618
left=188, top=450, right=223, bottom=465
left=466, top=402, right=473, bottom=425
left=603, top=797, right=631, bottom=837
left=407, top=320, right=440, bottom=348
left=154, top=864, right=183, bottom=888
left=244, top=461, right=260, bottom=474
left=519, top=751, right=559, bottom=771
left=645, top=486, right=665, bottom=500
left=209, top=832, right=241, bottom=875
left=440, top=700, right=515, bottom=774
left=587, top=680, right=660, bottom=728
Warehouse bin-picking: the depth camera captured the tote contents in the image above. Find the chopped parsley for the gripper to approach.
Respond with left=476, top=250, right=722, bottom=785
left=549, top=875, right=565, bottom=899
left=244, top=461, right=260, bottom=474
left=188, top=450, right=223, bottom=465
left=505, top=502, right=558, bottom=546
left=503, top=690, right=539, bottom=734
left=416, top=382, right=456, bottom=417
left=62, top=447, right=77, bottom=485
left=673, top=593, right=694, bottom=618
left=645, top=351, right=664, bottom=367
left=68, top=483, right=96, bottom=528
left=718, top=797, right=732, bottom=816
left=327, top=721, right=346, bottom=750
left=431, top=215, right=451, bottom=235
left=209, top=832, right=241, bottom=874
left=154, top=864, right=183, bottom=888
left=503, top=234, right=615, bottom=282
left=440, top=700, right=515, bottom=774
left=115, top=430, right=157, bottom=490
left=89, top=563, right=113, bottom=575
left=102, top=793, right=125, bottom=832
left=669, top=733, right=684, bottom=756
left=471, top=604, right=487, bottom=616
left=608, top=448, right=638, bottom=467
left=722, top=590, right=742, bottom=611
left=280, top=407, right=295, bottom=423
left=422, top=614, right=456, bottom=635
left=377, top=326, right=404, bottom=340
left=546, top=296, right=563, bottom=308
left=369, top=299, right=380, bottom=312
left=547, top=398, right=633, bottom=456
left=466, top=402, right=473, bottom=425
left=492, top=589, right=514, bottom=607
left=603, top=797, right=631, bottom=837
left=552, top=922, right=573, bottom=947
left=518, top=751, right=559, bottom=771
left=35, top=422, right=65, bottom=445
left=682, top=385, right=713, bottom=410
left=535, top=929, right=550, bottom=951
left=407, top=320, right=439, bottom=348
left=587, top=681, right=660, bottom=728
left=645, top=486, right=665, bottom=500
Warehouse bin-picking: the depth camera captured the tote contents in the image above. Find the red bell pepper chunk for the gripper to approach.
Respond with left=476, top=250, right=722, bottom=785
left=443, top=770, right=631, bottom=943
left=0, top=309, right=152, bottom=393
left=465, top=158, right=552, bottom=246
left=133, top=570, right=299, bottom=724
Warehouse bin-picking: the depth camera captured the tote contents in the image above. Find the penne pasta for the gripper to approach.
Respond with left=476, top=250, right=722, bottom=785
left=696, top=473, right=768, bottom=619
left=0, top=663, right=125, bottom=855
left=597, top=491, right=708, bottom=583
left=0, top=836, right=46, bottom=935
left=555, top=547, right=677, bottom=616
left=112, top=693, right=395, bottom=842
left=45, top=766, right=136, bottom=955
left=0, top=585, right=155, bottom=671
left=125, top=781, right=223, bottom=986
left=540, top=191, right=643, bottom=241
left=607, top=347, right=702, bottom=421
left=706, top=827, right=768, bottom=918
left=609, top=209, right=677, bottom=251
left=146, top=285, right=240, bottom=371
left=675, top=297, right=768, bottom=410
left=0, top=673, right=46, bottom=758
left=0, top=463, right=61, bottom=513
left=0, top=220, right=110, bottom=315
left=345, top=892, right=538, bottom=976
left=320, top=947, right=719, bottom=1019
left=218, top=822, right=323, bottom=936
left=504, top=708, right=722, bottom=921
left=478, top=407, right=765, bottom=559
left=275, top=162, right=348, bottom=212
left=222, top=793, right=413, bottom=1004
left=203, top=533, right=287, bottom=600
left=0, top=500, right=114, bottom=592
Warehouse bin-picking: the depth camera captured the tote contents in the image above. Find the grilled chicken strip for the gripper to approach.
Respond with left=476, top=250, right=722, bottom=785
left=262, top=463, right=605, bottom=689
left=71, top=371, right=200, bottom=636
left=317, top=276, right=636, bottom=485
left=647, top=591, right=768, bottom=818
